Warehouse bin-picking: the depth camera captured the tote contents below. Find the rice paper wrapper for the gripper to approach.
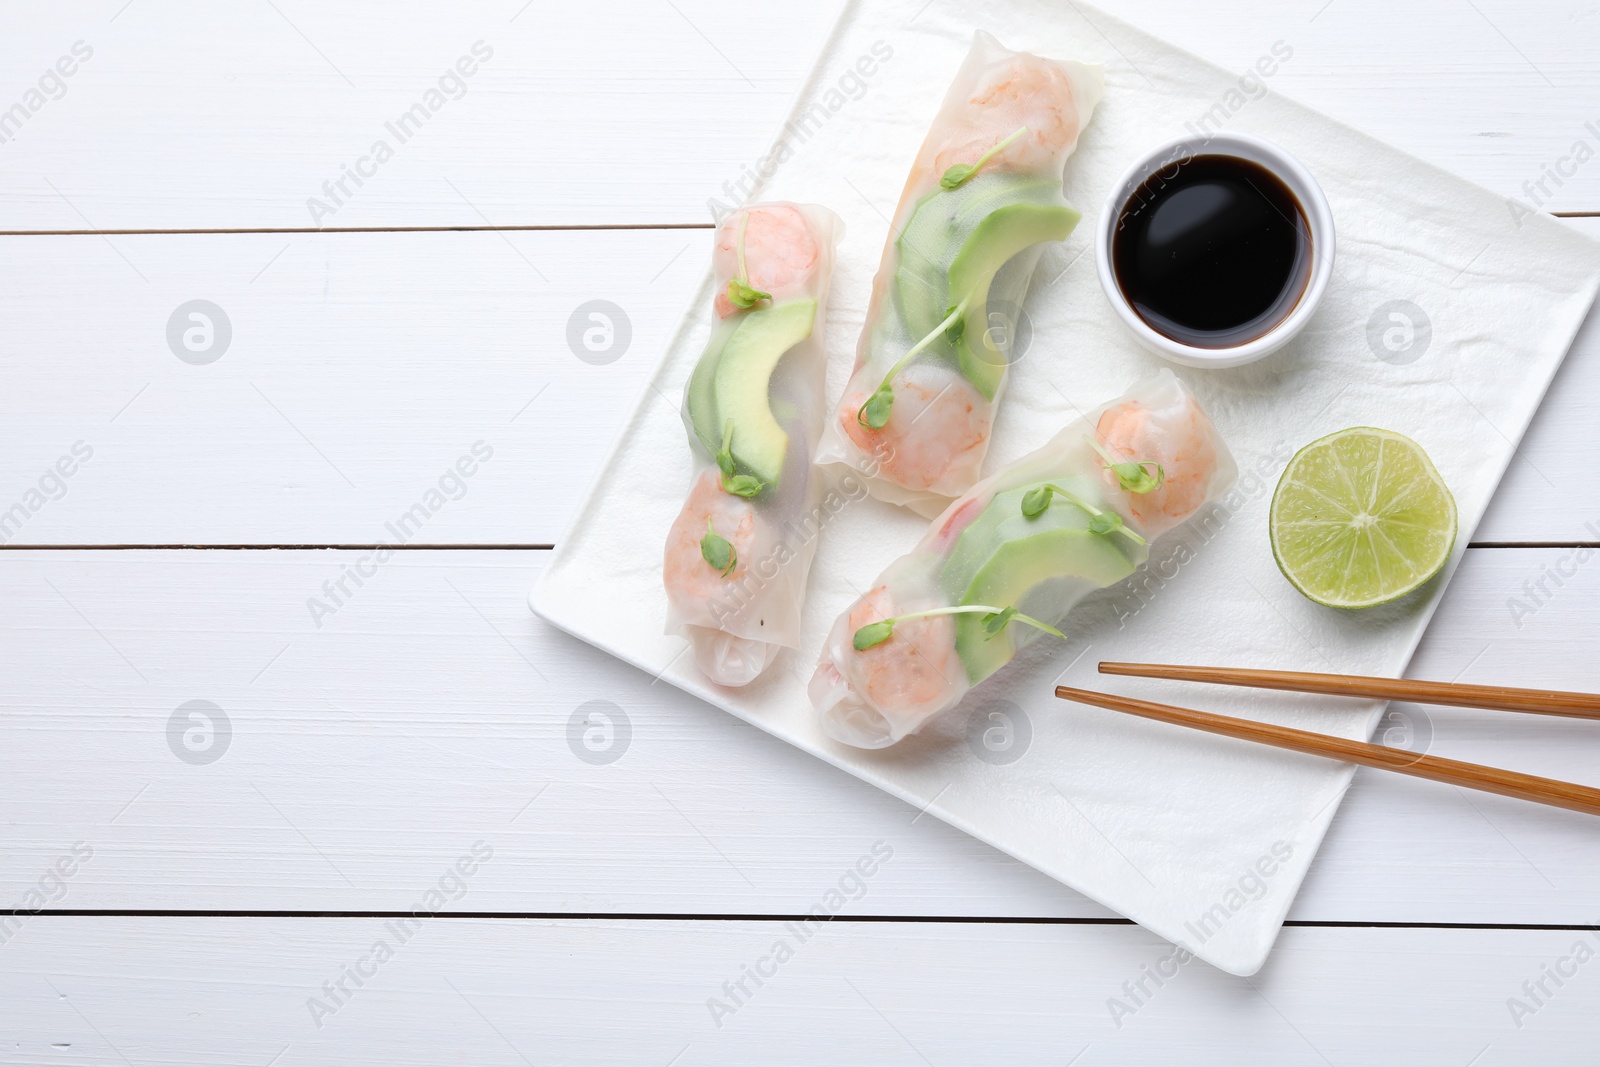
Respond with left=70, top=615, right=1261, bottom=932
left=813, top=370, right=1237, bottom=749
left=663, top=203, right=843, bottom=686
left=815, top=30, right=1104, bottom=515
left=535, top=0, right=1600, bottom=974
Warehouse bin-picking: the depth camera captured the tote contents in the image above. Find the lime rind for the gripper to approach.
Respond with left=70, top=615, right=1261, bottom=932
left=1269, top=427, right=1457, bottom=609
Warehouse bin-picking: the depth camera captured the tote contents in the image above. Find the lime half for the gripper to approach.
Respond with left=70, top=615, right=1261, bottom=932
left=1270, top=427, right=1457, bottom=609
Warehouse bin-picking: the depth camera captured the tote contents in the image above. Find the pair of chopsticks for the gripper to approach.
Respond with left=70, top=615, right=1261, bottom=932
left=1056, top=663, right=1600, bottom=818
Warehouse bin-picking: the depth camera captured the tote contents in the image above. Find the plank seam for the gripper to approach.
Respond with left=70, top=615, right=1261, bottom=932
left=1464, top=542, right=1600, bottom=549
left=0, top=544, right=556, bottom=551
left=0, top=224, right=715, bottom=237
left=8, top=911, right=1598, bottom=931
left=0, top=542, right=1564, bottom=551
left=0, top=213, right=1589, bottom=239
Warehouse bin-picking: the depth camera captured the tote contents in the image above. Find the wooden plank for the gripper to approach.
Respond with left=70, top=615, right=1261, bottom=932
left=4, top=546, right=1599, bottom=923
left=2, top=918, right=1596, bottom=1064
left=1, top=0, right=1598, bottom=230
left=0, top=0, right=839, bottom=230
left=1479, top=224, right=1600, bottom=542
left=0, top=227, right=709, bottom=545
left=1, top=220, right=1594, bottom=546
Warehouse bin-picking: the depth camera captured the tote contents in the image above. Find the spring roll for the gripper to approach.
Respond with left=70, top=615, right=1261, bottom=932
left=811, top=370, right=1237, bottom=748
left=816, top=30, right=1104, bottom=516
left=664, top=203, right=843, bottom=686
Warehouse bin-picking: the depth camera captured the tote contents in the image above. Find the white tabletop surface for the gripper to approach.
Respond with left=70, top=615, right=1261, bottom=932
left=2, top=1, right=1598, bottom=1063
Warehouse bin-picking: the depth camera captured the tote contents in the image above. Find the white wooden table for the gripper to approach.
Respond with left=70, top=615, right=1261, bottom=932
left=3, top=1, right=1598, bottom=1062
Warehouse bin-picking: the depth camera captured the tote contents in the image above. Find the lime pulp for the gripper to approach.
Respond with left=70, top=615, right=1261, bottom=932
left=1269, top=427, right=1457, bottom=609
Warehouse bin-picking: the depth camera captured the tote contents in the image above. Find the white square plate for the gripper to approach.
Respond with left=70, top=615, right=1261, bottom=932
left=533, top=0, right=1600, bottom=973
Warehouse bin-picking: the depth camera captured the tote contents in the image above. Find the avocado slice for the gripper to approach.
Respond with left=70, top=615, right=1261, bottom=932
left=686, top=299, right=816, bottom=488
left=893, top=175, right=1059, bottom=343
left=953, top=525, right=1138, bottom=684
left=949, top=201, right=1080, bottom=399
left=685, top=320, right=727, bottom=456
left=937, top=480, right=1111, bottom=599
left=938, top=482, right=1143, bottom=684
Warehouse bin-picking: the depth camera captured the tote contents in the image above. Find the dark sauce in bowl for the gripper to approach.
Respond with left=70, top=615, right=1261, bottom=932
left=1112, top=154, right=1312, bottom=349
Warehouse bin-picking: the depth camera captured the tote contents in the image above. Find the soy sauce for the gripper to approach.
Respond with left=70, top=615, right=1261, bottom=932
left=1112, top=155, right=1311, bottom=349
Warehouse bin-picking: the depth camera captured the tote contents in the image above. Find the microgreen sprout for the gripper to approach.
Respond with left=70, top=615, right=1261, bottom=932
left=1019, top=482, right=1146, bottom=546
left=726, top=212, right=772, bottom=309
left=852, top=603, right=1066, bottom=651
left=940, top=126, right=1029, bottom=190
left=1088, top=512, right=1129, bottom=537
left=1087, top=436, right=1165, bottom=494
left=700, top=518, right=735, bottom=577
left=856, top=298, right=971, bottom=429
left=722, top=473, right=764, bottom=497
left=943, top=304, right=965, bottom=343
left=981, top=606, right=1018, bottom=639
left=715, top=421, right=765, bottom=498
left=726, top=278, right=771, bottom=310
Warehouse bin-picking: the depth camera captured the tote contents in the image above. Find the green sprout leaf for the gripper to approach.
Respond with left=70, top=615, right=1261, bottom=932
left=939, top=164, right=978, bottom=190
left=939, top=125, right=1029, bottom=190
left=700, top=518, right=736, bottom=577
left=1109, top=460, right=1164, bottom=494
left=852, top=619, right=896, bottom=651
left=1088, top=511, right=1125, bottom=537
left=850, top=603, right=1066, bottom=653
left=1017, top=481, right=1146, bottom=545
left=713, top=420, right=765, bottom=496
left=856, top=298, right=971, bottom=430
left=1020, top=485, right=1054, bottom=519
left=858, top=385, right=895, bottom=430
left=1087, top=436, right=1165, bottom=495
left=726, top=211, right=771, bottom=309
left=722, top=474, right=764, bottom=497
left=943, top=304, right=966, bottom=343
left=726, top=278, right=771, bottom=309
left=981, top=606, right=1018, bottom=639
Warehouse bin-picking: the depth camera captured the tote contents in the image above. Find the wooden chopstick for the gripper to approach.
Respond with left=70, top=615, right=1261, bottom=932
left=1097, top=662, right=1600, bottom=720
left=1055, top=686, right=1600, bottom=818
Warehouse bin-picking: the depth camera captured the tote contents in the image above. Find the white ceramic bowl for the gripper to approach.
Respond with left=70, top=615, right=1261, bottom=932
left=1094, top=132, right=1335, bottom=369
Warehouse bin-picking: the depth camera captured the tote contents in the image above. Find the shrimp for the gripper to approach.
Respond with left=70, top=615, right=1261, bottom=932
left=810, top=584, right=967, bottom=749
left=816, top=35, right=1102, bottom=511
left=1095, top=392, right=1224, bottom=539
left=847, top=587, right=960, bottom=713
left=813, top=370, right=1236, bottom=750
left=711, top=204, right=821, bottom=319
left=664, top=469, right=792, bottom=687
left=925, top=52, right=1090, bottom=181
left=661, top=201, right=840, bottom=688
left=662, top=469, right=767, bottom=625
left=837, top=368, right=990, bottom=495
